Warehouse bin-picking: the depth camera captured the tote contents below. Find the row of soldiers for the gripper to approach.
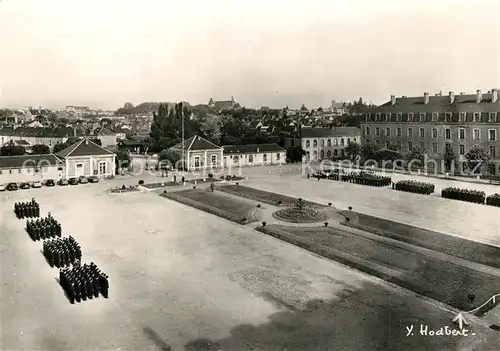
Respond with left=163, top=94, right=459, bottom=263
left=43, top=236, right=82, bottom=268
left=59, top=263, right=109, bottom=303
left=26, top=213, right=62, bottom=241
left=14, top=198, right=40, bottom=219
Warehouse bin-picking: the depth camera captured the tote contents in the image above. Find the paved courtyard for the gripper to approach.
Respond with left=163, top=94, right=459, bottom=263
left=0, top=177, right=498, bottom=350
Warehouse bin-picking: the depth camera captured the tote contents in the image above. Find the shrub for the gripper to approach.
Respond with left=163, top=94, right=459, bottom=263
left=277, top=200, right=282, bottom=205
left=121, top=185, right=126, bottom=190
left=193, top=186, right=196, bottom=189
left=236, top=182, right=239, bottom=186
left=262, top=221, right=267, bottom=227
left=324, top=222, right=329, bottom=227
left=442, top=187, right=485, bottom=204
left=395, top=180, right=435, bottom=195
left=138, top=180, right=144, bottom=185
left=486, top=193, right=500, bottom=207
left=220, top=175, right=225, bottom=180
left=257, top=204, right=261, bottom=208
left=328, top=202, right=332, bottom=207
left=208, top=173, right=213, bottom=178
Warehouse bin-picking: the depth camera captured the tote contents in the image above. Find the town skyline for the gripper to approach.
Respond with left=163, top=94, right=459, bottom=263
left=1, top=0, right=499, bottom=110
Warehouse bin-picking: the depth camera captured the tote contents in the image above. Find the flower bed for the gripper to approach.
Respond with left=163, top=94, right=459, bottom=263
left=142, top=182, right=178, bottom=189
left=441, top=187, right=486, bottom=204
left=486, top=193, right=500, bottom=207
left=272, top=207, right=327, bottom=223
left=394, top=180, right=435, bottom=195
left=188, top=178, right=222, bottom=184
left=110, top=185, right=139, bottom=193
left=218, top=174, right=245, bottom=181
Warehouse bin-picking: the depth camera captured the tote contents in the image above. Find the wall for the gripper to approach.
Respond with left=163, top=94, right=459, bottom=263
left=0, top=165, right=61, bottom=184
left=99, top=134, right=117, bottom=148
left=302, top=136, right=360, bottom=161
left=188, top=150, right=223, bottom=170
left=222, top=151, right=286, bottom=167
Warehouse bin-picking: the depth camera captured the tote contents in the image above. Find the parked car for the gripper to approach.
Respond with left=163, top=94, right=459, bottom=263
left=88, top=176, right=99, bottom=183
left=6, top=182, right=18, bottom=191
left=78, top=176, right=88, bottom=184
left=57, top=178, right=69, bottom=186
left=20, top=182, right=31, bottom=190
left=68, top=178, right=79, bottom=185
left=45, top=179, right=56, bottom=187
left=0, top=184, right=5, bottom=192
left=32, top=181, right=42, bottom=188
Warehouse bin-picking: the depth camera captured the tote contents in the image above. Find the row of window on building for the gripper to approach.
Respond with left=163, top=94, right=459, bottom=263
left=366, top=112, right=499, bottom=123
left=366, top=126, right=497, bottom=141
left=304, top=138, right=354, bottom=148
left=0, top=166, right=55, bottom=175
left=306, top=149, right=344, bottom=159
left=192, top=153, right=279, bottom=168
left=374, top=140, right=497, bottom=158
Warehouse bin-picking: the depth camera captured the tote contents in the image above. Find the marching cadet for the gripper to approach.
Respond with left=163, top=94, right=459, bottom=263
left=74, top=279, right=82, bottom=303
left=81, top=278, right=88, bottom=301
left=99, top=273, right=109, bottom=298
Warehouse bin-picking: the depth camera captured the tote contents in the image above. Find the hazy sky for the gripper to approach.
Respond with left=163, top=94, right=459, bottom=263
left=1, top=0, right=499, bottom=110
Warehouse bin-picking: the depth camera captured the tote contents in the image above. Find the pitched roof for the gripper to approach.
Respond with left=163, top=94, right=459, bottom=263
left=371, top=92, right=500, bottom=114
left=222, top=143, right=285, bottom=154
left=0, top=127, right=76, bottom=138
left=171, top=135, right=222, bottom=151
left=301, top=127, right=361, bottom=138
left=55, top=138, right=114, bottom=158
left=0, top=154, right=63, bottom=169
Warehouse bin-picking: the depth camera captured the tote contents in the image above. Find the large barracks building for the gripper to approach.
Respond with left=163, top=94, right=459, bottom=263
left=361, top=89, right=500, bottom=174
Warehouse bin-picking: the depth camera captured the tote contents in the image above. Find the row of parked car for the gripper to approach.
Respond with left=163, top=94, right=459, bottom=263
left=0, top=176, right=100, bottom=191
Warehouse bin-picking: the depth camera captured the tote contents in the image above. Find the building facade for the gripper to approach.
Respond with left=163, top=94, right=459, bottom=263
left=0, top=127, right=77, bottom=151
left=361, top=89, right=500, bottom=174
left=0, top=154, right=63, bottom=184
left=285, top=127, right=361, bottom=161
left=170, top=135, right=224, bottom=171
left=55, top=138, right=116, bottom=178
left=222, top=144, right=286, bottom=167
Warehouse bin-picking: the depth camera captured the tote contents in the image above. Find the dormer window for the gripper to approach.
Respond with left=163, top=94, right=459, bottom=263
left=432, top=113, right=438, bottom=122
left=418, top=113, right=425, bottom=122
left=408, top=113, right=414, bottom=121
left=396, top=113, right=402, bottom=121
left=365, top=113, right=370, bottom=121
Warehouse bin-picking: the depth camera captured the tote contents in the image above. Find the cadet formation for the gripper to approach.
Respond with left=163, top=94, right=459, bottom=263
left=59, top=263, right=109, bottom=303
left=43, top=236, right=82, bottom=268
left=13, top=198, right=110, bottom=304
left=26, top=213, right=62, bottom=241
left=14, top=198, right=40, bottom=219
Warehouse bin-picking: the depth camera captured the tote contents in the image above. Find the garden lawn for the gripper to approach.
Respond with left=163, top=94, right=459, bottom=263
left=257, top=224, right=500, bottom=311
left=340, top=211, right=500, bottom=269
left=162, top=189, right=259, bottom=224
left=218, top=185, right=328, bottom=207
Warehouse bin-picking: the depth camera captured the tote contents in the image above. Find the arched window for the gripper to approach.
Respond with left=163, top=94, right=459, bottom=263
left=334, top=149, right=338, bottom=157
left=313, top=151, right=318, bottom=159
left=263, top=154, right=268, bottom=162
left=327, top=139, right=331, bottom=147
left=249, top=154, right=254, bottom=163
left=334, top=139, right=338, bottom=146
left=313, top=140, right=317, bottom=147
left=320, top=150, right=324, bottom=159
left=327, top=150, right=331, bottom=158
left=306, top=140, right=310, bottom=148
left=276, top=153, right=280, bottom=160
left=233, top=155, right=239, bottom=163
left=306, top=151, right=310, bottom=160
left=320, top=139, right=325, bottom=147
left=340, top=138, right=345, bottom=146
left=347, top=138, right=350, bottom=144
left=211, top=154, right=217, bottom=165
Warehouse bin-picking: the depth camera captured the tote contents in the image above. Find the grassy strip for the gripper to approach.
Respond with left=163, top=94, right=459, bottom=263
left=218, top=185, right=328, bottom=208
left=256, top=225, right=500, bottom=311
left=162, top=191, right=256, bottom=225
left=339, top=211, right=500, bottom=269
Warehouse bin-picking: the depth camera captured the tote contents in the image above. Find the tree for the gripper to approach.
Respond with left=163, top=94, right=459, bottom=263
left=344, top=142, right=361, bottom=162
left=115, top=149, right=132, bottom=172
left=59, top=117, right=69, bottom=125
left=360, top=143, right=379, bottom=161
left=158, top=149, right=181, bottom=169
left=53, top=142, right=71, bottom=153
left=124, top=102, right=134, bottom=109
left=286, top=146, right=306, bottom=163
left=407, top=149, right=425, bottom=169
left=443, top=143, right=457, bottom=172
left=465, top=145, right=490, bottom=174
left=32, top=144, right=50, bottom=154
left=198, top=114, right=222, bottom=145
left=1, top=143, right=25, bottom=156
left=100, top=118, right=112, bottom=126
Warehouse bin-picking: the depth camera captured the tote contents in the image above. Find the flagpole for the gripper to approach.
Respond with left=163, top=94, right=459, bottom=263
left=181, top=102, right=185, bottom=176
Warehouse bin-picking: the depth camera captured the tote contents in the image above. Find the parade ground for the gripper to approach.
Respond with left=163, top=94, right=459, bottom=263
left=1, top=168, right=500, bottom=350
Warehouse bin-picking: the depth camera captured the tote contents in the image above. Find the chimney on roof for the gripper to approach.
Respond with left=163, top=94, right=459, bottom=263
left=449, top=91, right=455, bottom=104
left=424, top=92, right=429, bottom=104
left=85, top=139, right=88, bottom=145
left=492, top=89, right=498, bottom=103
left=476, top=89, right=482, bottom=104
left=390, top=95, right=396, bottom=105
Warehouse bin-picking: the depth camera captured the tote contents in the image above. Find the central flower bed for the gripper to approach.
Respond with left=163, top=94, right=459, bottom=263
left=272, top=207, right=327, bottom=223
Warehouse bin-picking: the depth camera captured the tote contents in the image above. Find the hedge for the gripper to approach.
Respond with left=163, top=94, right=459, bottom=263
left=486, top=193, right=500, bottom=207
left=441, top=187, right=486, bottom=204
left=395, top=180, right=435, bottom=195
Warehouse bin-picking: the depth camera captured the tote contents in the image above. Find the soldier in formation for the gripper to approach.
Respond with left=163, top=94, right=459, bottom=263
left=59, top=262, right=109, bottom=303
left=43, top=236, right=82, bottom=268
left=14, top=198, right=40, bottom=219
left=26, top=213, right=62, bottom=241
